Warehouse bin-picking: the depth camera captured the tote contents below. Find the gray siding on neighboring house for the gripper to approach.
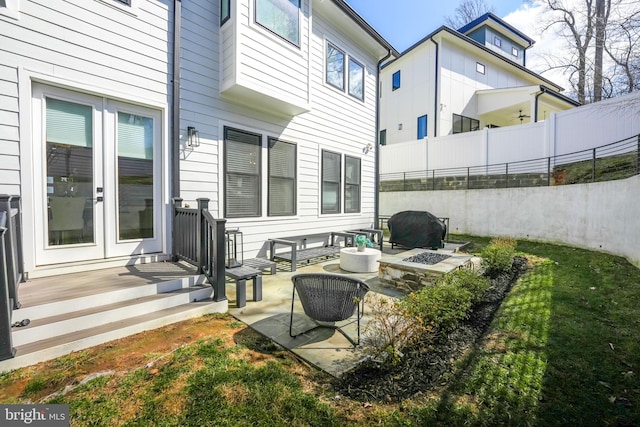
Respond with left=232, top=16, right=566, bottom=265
left=0, top=64, right=19, bottom=195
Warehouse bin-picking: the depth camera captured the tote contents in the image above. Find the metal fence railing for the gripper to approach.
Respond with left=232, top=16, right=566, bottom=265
left=380, top=134, right=640, bottom=192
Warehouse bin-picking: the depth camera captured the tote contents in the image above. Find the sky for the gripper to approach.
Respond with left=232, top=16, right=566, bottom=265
left=345, top=0, right=571, bottom=91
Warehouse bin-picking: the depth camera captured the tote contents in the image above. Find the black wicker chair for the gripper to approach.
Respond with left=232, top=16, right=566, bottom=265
left=289, top=273, right=370, bottom=346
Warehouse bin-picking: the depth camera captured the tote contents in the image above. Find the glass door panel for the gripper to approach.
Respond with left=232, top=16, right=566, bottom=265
left=117, top=112, right=155, bottom=240
left=45, top=98, right=95, bottom=246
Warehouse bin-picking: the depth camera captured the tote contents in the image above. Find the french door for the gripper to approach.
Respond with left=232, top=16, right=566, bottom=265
left=33, top=85, right=163, bottom=265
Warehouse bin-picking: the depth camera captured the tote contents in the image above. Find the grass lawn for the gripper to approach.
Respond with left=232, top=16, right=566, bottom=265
left=1, top=236, right=638, bottom=426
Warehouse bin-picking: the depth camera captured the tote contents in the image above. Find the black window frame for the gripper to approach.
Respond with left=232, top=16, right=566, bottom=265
left=512, top=47, right=519, bottom=57
left=452, top=113, right=480, bottom=134
left=326, top=42, right=345, bottom=91
left=224, top=127, right=262, bottom=218
left=392, top=70, right=401, bottom=91
left=348, top=57, right=365, bottom=101
left=255, top=0, right=301, bottom=47
left=379, top=129, right=387, bottom=146
left=417, top=114, right=428, bottom=139
left=494, top=36, right=502, bottom=47
left=268, top=137, right=297, bottom=217
left=476, top=62, right=485, bottom=75
left=221, top=0, right=230, bottom=25
left=321, top=150, right=341, bottom=215
left=344, top=155, right=361, bottom=213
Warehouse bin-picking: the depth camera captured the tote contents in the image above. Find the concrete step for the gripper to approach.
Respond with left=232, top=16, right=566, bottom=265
left=1, top=299, right=227, bottom=372
left=12, top=285, right=213, bottom=346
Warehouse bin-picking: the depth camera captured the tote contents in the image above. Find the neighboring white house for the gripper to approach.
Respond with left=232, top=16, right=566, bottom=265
left=379, top=13, right=579, bottom=146
left=0, top=0, right=397, bottom=277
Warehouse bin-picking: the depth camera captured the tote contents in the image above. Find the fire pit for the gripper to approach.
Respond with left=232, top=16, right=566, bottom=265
left=379, top=248, right=480, bottom=293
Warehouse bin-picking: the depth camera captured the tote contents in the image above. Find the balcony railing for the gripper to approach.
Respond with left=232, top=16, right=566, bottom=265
left=380, top=134, right=640, bottom=192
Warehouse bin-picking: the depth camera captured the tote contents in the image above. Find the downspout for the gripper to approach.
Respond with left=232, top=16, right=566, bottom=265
left=430, top=37, right=439, bottom=138
left=172, top=0, right=182, bottom=199
left=534, top=86, right=543, bottom=122
left=375, top=49, right=393, bottom=230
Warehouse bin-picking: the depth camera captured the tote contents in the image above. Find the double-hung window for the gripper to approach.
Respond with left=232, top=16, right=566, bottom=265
left=344, top=156, right=361, bottom=213
left=255, top=0, right=300, bottom=46
left=321, top=150, right=341, bottom=214
left=268, top=138, right=296, bottom=216
left=326, top=43, right=345, bottom=91
left=417, top=115, right=428, bottom=139
left=224, top=127, right=261, bottom=218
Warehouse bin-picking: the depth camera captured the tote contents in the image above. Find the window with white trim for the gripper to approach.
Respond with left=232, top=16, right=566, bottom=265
left=321, top=150, right=341, bottom=214
left=325, top=41, right=366, bottom=101
left=224, top=127, right=261, bottom=218
left=476, top=62, right=485, bottom=74
left=512, top=47, right=519, bottom=57
left=268, top=138, right=296, bottom=216
left=344, top=156, right=361, bottom=213
left=255, top=0, right=300, bottom=46
left=348, top=58, right=364, bottom=100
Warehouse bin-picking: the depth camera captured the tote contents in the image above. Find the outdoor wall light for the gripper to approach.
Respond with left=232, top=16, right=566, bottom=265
left=398, top=123, right=403, bottom=130
left=363, top=143, right=373, bottom=154
left=187, top=126, right=200, bottom=147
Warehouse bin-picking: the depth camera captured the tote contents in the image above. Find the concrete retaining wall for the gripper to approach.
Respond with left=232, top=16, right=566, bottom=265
left=380, top=175, right=640, bottom=268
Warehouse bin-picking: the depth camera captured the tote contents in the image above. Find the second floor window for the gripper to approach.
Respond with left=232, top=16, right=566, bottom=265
left=379, top=129, right=386, bottom=146
left=348, top=58, right=364, bottom=100
left=417, top=115, right=428, bottom=139
left=392, top=70, right=401, bottom=90
left=255, top=0, right=300, bottom=46
left=326, top=43, right=345, bottom=91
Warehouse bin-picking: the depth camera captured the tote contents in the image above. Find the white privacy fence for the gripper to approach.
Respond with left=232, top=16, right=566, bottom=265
left=381, top=91, right=640, bottom=175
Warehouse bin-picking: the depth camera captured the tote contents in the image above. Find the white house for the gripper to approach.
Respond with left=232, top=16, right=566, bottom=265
left=0, top=0, right=397, bottom=278
left=379, top=13, right=579, bottom=146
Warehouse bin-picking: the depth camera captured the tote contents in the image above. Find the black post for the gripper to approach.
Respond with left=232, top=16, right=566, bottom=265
left=592, top=148, right=597, bottom=182
left=403, top=173, right=406, bottom=191
left=0, top=195, right=23, bottom=309
left=432, top=169, right=435, bottom=191
left=636, top=134, right=639, bottom=176
left=505, top=163, right=509, bottom=188
left=547, top=157, right=552, bottom=186
left=196, top=198, right=209, bottom=274
left=171, top=197, right=183, bottom=262
left=213, top=218, right=227, bottom=302
left=0, top=213, right=16, bottom=361
left=467, top=167, right=470, bottom=189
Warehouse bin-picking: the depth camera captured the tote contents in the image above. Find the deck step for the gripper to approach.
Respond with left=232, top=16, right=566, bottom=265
left=0, top=263, right=230, bottom=372
left=1, top=300, right=226, bottom=373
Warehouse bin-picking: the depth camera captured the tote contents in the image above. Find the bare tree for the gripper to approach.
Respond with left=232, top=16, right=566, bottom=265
left=593, top=0, right=612, bottom=101
left=537, top=0, right=596, bottom=104
left=605, top=3, right=640, bottom=94
left=445, top=0, right=496, bottom=29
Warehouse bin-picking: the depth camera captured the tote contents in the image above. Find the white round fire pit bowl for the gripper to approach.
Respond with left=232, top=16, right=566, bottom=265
left=339, top=247, right=382, bottom=273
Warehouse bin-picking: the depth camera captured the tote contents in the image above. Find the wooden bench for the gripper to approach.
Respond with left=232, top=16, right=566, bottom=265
left=269, top=232, right=350, bottom=272
left=225, top=265, right=262, bottom=308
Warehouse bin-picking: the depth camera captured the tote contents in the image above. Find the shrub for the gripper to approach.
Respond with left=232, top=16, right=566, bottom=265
left=362, top=294, right=425, bottom=366
left=480, top=237, right=517, bottom=277
left=439, top=268, right=490, bottom=304
left=399, top=283, right=474, bottom=336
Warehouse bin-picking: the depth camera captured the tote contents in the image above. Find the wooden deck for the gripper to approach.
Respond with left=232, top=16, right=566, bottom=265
left=18, top=261, right=199, bottom=309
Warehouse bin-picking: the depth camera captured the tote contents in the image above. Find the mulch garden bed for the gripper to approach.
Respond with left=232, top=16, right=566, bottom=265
left=333, top=256, right=529, bottom=403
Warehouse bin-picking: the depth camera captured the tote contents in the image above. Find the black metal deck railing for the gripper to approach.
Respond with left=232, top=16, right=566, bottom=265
left=380, top=134, right=640, bottom=192
left=0, top=195, right=24, bottom=361
left=172, top=198, right=227, bottom=302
